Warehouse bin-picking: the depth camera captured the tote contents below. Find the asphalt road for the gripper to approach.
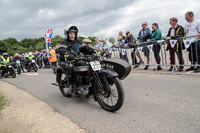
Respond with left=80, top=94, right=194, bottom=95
left=1, top=69, right=200, bottom=133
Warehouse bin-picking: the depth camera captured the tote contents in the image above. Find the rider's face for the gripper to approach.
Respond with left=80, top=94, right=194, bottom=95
left=69, top=32, right=76, bottom=41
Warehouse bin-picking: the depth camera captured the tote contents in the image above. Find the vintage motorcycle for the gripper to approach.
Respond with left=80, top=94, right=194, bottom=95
left=26, top=59, right=38, bottom=72
left=15, top=60, right=21, bottom=74
left=0, top=62, right=16, bottom=78
left=55, top=45, right=131, bottom=112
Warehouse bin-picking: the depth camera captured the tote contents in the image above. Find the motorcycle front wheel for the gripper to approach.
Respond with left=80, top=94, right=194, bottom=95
left=33, top=64, right=38, bottom=72
left=27, top=65, right=31, bottom=72
left=94, top=75, right=124, bottom=112
left=10, top=67, right=16, bottom=78
left=17, top=66, right=21, bottom=74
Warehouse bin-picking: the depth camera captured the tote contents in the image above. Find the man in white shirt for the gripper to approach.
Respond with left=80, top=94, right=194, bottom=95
left=185, top=11, right=200, bottom=72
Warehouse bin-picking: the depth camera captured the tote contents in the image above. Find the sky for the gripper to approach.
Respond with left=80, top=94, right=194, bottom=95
left=0, top=0, right=200, bottom=41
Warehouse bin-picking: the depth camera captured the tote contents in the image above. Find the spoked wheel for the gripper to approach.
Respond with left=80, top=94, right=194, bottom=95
left=94, top=75, right=124, bottom=112
left=17, top=66, right=21, bottom=74
left=33, top=64, right=38, bottom=72
left=10, top=67, right=16, bottom=78
left=59, top=73, right=72, bottom=97
left=27, top=65, right=31, bottom=72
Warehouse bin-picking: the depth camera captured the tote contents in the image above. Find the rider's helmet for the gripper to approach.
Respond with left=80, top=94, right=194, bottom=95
left=28, top=52, right=32, bottom=56
left=64, top=24, right=78, bottom=39
left=2, top=53, right=8, bottom=58
left=14, top=53, right=19, bottom=57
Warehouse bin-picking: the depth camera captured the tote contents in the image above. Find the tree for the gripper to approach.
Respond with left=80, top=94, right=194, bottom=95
left=50, top=35, right=64, bottom=47
left=35, top=42, right=46, bottom=51
left=87, top=36, right=96, bottom=46
left=78, top=36, right=85, bottom=42
left=3, top=37, right=18, bottom=45
left=0, top=40, right=6, bottom=55
left=109, top=37, right=115, bottom=44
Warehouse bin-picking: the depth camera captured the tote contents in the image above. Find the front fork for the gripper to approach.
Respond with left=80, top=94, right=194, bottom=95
left=92, top=72, right=111, bottom=98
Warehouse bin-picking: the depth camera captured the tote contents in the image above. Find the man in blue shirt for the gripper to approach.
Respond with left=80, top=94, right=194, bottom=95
left=137, top=21, right=151, bottom=70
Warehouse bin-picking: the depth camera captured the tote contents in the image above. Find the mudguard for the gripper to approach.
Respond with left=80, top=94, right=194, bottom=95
left=99, top=69, right=118, bottom=78
left=101, top=58, right=131, bottom=80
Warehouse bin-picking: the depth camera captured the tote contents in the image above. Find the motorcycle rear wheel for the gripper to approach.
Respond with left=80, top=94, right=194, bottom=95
left=59, top=73, right=72, bottom=97
left=94, top=76, right=124, bottom=112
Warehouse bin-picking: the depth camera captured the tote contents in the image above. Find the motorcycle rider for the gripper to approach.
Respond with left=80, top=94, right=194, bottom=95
left=0, top=53, right=11, bottom=77
left=14, top=53, right=25, bottom=72
left=55, top=25, right=94, bottom=93
left=55, top=25, right=82, bottom=90
left=25, top=52, right=35, bottom=69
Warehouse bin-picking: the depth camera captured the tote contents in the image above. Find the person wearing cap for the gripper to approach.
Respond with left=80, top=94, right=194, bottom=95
left=80, top=38, right=95, bottom=55
left=166, top=17, right=185, bottom=71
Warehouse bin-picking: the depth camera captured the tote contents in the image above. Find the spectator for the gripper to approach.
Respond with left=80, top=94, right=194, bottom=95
left=94, top=38, right=102, bottom=51
left=138, top=21, right=151, bottom=70
left=100, top=38, right=112, bottom=58
left=166, top=17, right=185, bottom=71
left=43, top=50, right=50, bottom=68
left=125, top=31, right=137, bottom=67
left=117, top=31, right=126, bottom=59
left=185, top=11, right=200, bottom=73
left=147, top=23, right=162, bottom=71
left=118, top=35, right=129, bottom=62
left=36, top=51, right=43, bottom=68
left=49, top=47, right=57, bottom=69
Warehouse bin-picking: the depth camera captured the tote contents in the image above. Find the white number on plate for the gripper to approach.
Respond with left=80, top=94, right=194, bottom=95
left=16, top=60, right=20, bottom=63
left=90, top=61, right=101, bottom=71
left=32, top=60, right=35, bottom=63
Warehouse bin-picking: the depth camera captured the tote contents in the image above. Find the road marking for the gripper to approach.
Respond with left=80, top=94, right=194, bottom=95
left=21, top=73, right=39, bottom=76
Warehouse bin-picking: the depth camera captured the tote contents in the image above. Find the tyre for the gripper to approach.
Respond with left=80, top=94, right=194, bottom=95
left=17, top=66, right=21, bottom=74
left=33, top=64, right=38, bottom=72
left=59, top=73, right=72, bottom=97
left=27, top=65, right=31, bottom=72
left=94, top=75, right=124, bottom=112
left=10, top=68, right=16, bottom=78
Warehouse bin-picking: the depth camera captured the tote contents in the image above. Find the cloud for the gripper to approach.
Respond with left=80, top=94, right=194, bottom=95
left=0, top=0, right=200, bottom=41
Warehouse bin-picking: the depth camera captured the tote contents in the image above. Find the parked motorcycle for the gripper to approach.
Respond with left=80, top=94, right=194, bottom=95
left=54, top=46, right=131, bottom=112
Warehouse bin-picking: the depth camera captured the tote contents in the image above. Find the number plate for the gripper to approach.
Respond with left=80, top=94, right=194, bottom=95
left=32, top=60, right=35, bottom=63
left=16, top=60, right=20, bottom=63
left=90, top=61, right=101, bottom=71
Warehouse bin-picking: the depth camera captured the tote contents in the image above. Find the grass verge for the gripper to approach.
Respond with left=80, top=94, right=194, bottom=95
left=0, top=93, right=6, bottom=112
